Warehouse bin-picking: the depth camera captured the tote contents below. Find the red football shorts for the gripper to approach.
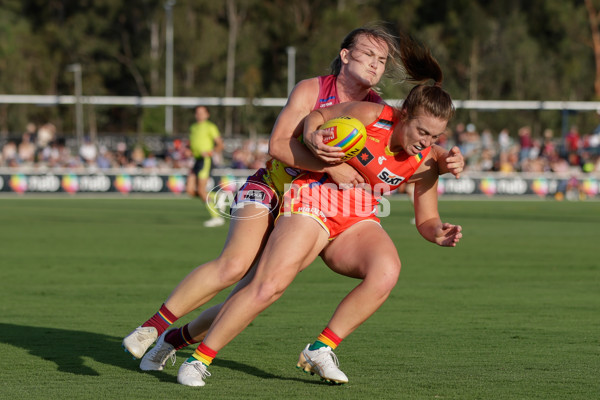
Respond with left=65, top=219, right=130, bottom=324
left=279, top=172, right=381, bottom=239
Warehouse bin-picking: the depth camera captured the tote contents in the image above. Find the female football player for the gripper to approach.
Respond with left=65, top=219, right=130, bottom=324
left=122, top=26, right=464, bottom=376
left=176, top=33, right=462, bottom=387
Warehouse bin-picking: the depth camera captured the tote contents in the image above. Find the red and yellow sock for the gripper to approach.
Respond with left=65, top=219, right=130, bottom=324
left=309, top=327, right=342, bottom=350
left=141, top=303, right=178, bottom=336
left=190, top=342, right=218, bottom=366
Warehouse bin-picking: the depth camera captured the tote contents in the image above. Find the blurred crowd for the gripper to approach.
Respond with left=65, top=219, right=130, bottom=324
left=1, top=121, right=600, bottom=175
left=0, top=122, right=270, bottom=173
left=438, top=122, right=600, bottom=175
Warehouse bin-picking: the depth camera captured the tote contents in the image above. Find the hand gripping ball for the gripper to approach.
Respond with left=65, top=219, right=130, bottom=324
left=320, top=116, right=367, bottom=161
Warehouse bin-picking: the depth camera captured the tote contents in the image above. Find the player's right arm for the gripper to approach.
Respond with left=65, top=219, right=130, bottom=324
left=303, top=101, right=382, bottom=135
left=267, top=80, right=364, bottom=186
left=268, top=78, right=332, bottom=173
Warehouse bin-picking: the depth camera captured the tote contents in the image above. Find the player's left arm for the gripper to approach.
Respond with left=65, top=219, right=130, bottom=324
left=411, top=155, right=463, bottom=247
left=431, top=144, right=463, bottom=178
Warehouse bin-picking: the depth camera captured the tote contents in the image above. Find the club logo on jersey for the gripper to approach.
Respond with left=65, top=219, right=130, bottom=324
left=377, top=168, right=405, bottom=186
left=242, top=190, right=266, bottom=201
left=318, top=95, right=336, bottom=109
left=373, top=119, right=393, bottom=130
left=357, top=147, right=374, bottom=166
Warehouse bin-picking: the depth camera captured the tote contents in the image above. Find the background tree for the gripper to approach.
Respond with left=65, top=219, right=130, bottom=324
left=0, top=0, right=597, bottom=140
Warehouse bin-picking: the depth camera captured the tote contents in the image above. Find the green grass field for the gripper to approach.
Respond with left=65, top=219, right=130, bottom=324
left=0, top=197, right=598, bottom=399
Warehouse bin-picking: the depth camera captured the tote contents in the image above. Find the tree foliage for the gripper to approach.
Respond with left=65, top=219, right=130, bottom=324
left=0, top=0, right=597, bottom=137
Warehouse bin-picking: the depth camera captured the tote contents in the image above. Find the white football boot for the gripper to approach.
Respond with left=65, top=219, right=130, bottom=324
left=215, top=192, right=228, bottom=214
left=203, top=216, right=225, bottom=227
left=140, top=330, right=176, bottom=371
left=122, top=326, right=158, bottom=359
left=177, top=359, right=211, bottom=387
left=296, top=344, right=348, bottom=384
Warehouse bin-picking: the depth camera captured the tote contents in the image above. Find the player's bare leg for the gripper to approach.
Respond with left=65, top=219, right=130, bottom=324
left=183, top=263, right=258, bottom=343
left=123, top=205, right=271, bottom=359
left=320, top=221, right=401, bottom=338
left=178, top=214, right=328, bottom=386
left=165, top=204, right=272, bottom=315
left=202, top=214, right=328, bottom=350
left=295, top=221, right=400, bottom=383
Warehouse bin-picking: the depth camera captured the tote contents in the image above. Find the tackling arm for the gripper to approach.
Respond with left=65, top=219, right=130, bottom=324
left=268, top=79, right=332, bottom=173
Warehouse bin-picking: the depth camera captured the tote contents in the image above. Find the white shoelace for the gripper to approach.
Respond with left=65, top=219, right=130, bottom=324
left=192, top=362, right=212, bottom=378
left=150, top=346, right=177, bottom=367
left=313, top=348, right=340, bottom=368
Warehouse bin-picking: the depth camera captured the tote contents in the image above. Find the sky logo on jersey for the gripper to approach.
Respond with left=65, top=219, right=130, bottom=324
left=357, top=147, right=374, bottom=166
left=373, top=119, right=393, bottom=130
left=377, top=168, right=405, bottom=186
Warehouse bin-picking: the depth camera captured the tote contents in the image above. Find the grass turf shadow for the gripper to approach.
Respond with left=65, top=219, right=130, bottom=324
left=0, top=323, right=144, bottom=376
left=0, top=323, right=327, bottom=385
left=213, top=358, right=329, bottom=386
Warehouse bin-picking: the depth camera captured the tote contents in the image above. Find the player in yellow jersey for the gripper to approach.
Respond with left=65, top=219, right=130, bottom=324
left=187, top=106, right=224, bottom=227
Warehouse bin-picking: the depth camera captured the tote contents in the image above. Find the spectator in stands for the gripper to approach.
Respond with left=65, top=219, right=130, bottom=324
left=480, top=128, right=494, bottom=152
left=96, top=146, right=114, bottom=169
left=79, top=137, right=98, bottom=167
left=497, top=128, right=512, bottom=154
left=230, top=147, right=251, bottom=169
left=18, top=133, right=36, bottom=165
left=478, top=148, right=495, bottom=171
left=518, top=126, right=533, bottom=164
left=115, top=141, right=130, bottom=168
left=142, top=152, right=159, bottom=169
left=461, top=124, right=481, bottom=169
left=130, top=145, right=146, bottom=167
left=36, top=122, right=56, bottom=154
left=565, top=125, right=581, bottom=162
left=165, top=139, right=187, bottom=169
left=540, top=129, right=557, bottom=159
left=453, top=122, right=465, bottom=149
left=2, top=139, right=18, bottom=167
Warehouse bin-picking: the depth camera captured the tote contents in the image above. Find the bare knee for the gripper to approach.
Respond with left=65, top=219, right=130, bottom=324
left=252, top=279, right=286, bottom=307
left=365, top=259, right=401, bottom=297
left=215, top=255, right=254, bottom=286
